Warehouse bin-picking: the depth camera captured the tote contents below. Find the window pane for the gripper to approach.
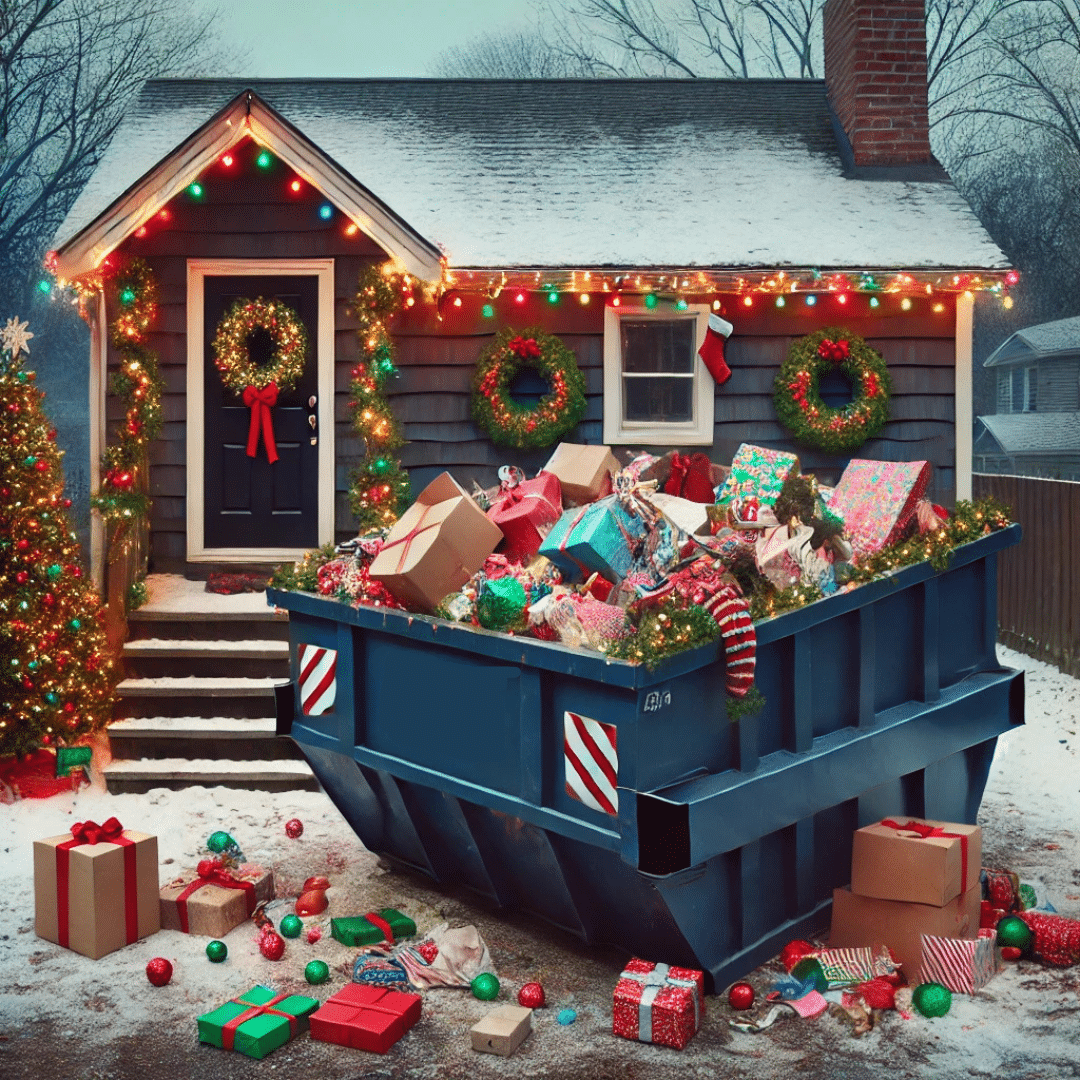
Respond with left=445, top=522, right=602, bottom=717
left=1026, top=368, right=1037, bottom=412
left=1011, top=368, right=1023, bottom=412
left=623, top=375, right=693, bottom=422
left=621, top=320, right=695, bottom=374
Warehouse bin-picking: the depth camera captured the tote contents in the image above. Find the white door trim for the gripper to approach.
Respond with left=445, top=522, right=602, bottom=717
left=954, top=291, right=974, bottom=501
left=186, top=258, right=335, bottom=562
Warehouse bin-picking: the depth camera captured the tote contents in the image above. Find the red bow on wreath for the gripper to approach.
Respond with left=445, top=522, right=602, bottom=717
left=817, top=338, right=850, bottom=363
left=508, top=336, right=541, bottom=359
left=243, top=383, right=279, bottom=464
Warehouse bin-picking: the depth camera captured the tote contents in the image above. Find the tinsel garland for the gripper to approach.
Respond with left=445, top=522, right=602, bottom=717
left=269, top=542, right=338, bottom=592
left=211, top=296, right=308, bottom=394
left=347, top=264, right=412, bottom=531
left=774, top=327, right=892, bottom=454
left=607, top=599, right=720, bottom=669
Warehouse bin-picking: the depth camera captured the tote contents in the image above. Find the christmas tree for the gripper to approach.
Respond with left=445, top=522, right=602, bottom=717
left=0, top=318, right=118, bottom=759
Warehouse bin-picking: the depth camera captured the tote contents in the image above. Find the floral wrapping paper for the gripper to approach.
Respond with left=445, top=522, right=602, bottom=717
left=716, top=444, right=800, bottom=514
left=612, top=958, right=704, bottom=1050
left=828, top=459, right=931, bottom=560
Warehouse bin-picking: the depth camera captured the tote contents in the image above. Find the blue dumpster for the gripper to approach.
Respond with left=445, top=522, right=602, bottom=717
left=268, top=523, right=1023, bottom=990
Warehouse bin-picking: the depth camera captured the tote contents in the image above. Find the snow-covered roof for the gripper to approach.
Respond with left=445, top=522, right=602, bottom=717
left=984, top=315, right=1080, bottom=368
left=977, top=412, right=1080, bottom=454
left=54, top=77, right=1007, bottom=274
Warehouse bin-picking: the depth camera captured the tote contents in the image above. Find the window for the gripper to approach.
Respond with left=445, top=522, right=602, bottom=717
left=603, top=303, right=713, bottom=444
left=1007, top=366, right=1037, bottom=413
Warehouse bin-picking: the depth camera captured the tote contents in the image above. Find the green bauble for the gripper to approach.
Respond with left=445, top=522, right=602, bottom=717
left=912, top=981, right=952, bottom=1018
left=305, top=960, right=330, bottom=985
left=996, top=914, right=1034, bottom=951
left=471, top=972, right=501, bottom=1001
left=205, top=940, right=228, bottom=963
left=476, top=577, right=527, bottom=633
left=791, top=956, right=828, bottom=993
left=206, top=830, right=235, bottom=853
left=280, top=914, right=303, bottom=939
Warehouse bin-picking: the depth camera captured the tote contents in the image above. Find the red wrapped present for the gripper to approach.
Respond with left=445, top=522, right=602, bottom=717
left=309, top=983, right=422, bottom=1053
left=612, top=958, right=704, bottom=1050
left=663, top=452, right=716, bottom=503
left=486, top=470, right=563, bottom=564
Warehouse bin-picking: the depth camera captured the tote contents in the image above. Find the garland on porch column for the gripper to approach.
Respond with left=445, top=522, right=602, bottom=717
left=347, top=264, right=412, bottom=532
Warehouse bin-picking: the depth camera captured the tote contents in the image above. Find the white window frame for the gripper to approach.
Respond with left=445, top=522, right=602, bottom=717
left=602, top=303, right=714, bottom=445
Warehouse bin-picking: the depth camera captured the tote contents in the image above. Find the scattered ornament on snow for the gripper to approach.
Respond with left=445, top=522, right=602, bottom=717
left=418, top=941, right=439, bottom=964
left=1001, top=946, right=1023, bottom=961
left=259, top=930, right=286, bottom=961
left=205, top=940, right=228, bottom=963
left=471, top=973, right=500, bottom=1001
left=295, top=888, right=328, bottom=916
left=727, top=982, right=755, bottom=1010
left=306, top=927, right=323, bottom=945
left=285, top=818, right=304, bottom=839
left=206, top=830, right=243, bottom=863
left=146, top=957, right=173, bottom=986
left=912, top=981, right=951, bottom=1018
left=556, top=1008, right=577, bottom=1026
left=517, top=982, right=545, bottom=1009
left=997, top=915, right=1034, bottom=952
left=279, top=914, right=303, bottom=939
left=305, top=960, right=330, bottom=985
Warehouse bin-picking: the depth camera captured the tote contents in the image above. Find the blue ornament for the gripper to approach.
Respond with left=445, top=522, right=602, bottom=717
left=557, top=1008, right=577, bottom=1025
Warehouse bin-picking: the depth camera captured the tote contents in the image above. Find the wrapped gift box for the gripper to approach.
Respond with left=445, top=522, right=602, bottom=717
left=310, top=983, right=422, bottom=1053
left=539, top=496, right=646, bottom=584
left=331, top=909, right=417, bottom=947
left=829, top=459, right=932, bottom=559
left=471, top=1004, right=533, bottom=1056
left=805, top=945, right=899, bottom=988
left=540, top=443, right=619, bottom=506
left=486, top=471, right=563, bottom=564
left=34, top=818, right=159, bottom=960
left=612, top=958, right=704, bottom=1050
left=159, top=863, right=275, bottom=937
left=641, top=490, right=711, bottom=536
left=829, top=883, right=981, bottom=979
left=851, top=818, right=981, bottom=907
left=920, top=929, right=1001, bottom=993
left=369, top=472, right=503, bottom=612
left=715, top=443, right=800, bottom=521
left=197, top=985, right=319, bottom=1059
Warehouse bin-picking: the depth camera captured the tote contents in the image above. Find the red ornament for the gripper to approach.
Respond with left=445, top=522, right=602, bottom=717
left=285, top=817, right=304, bottom=839
left=259, top=930, right=286, bottom=961
left=780, top=939, right=816, bottom=971
left=727, top=982, right=755, bottom=1010
left=145, top=957, right=173, bottom=986
left=1001, top=946, right=1023, bottom=961
left=295, top=889, right=328, bottom=916
left=15, top=572, right=27, bottom=584
left=306, top=927, right=323, bottom=945
left=16, top=538, right=28, bottom=551
left=303, top=875, right=330, bottom=891
left=517, top=981, right=545, bottom=1009
left=857, top=977, right=896, bottom=1010
left=418, top=941, right=439, bottom=964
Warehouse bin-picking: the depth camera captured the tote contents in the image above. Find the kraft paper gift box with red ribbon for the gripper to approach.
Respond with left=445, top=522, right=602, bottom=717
left=33, top=817, right=160, bottom=960
left=920, top=929, right=1001, bottom=994
left=485, top=470, right=563, bottom=564
left=159, top=860, right=275, bottom=938
left=612, top=958, right=705, bottom=1051
left=331, top=908, right=417, bottom=947
left=540, top=442, right=619, bottom=506
left=828, top=458, right=932, bottom=561
left=197, top=985, right=320, bottom=1060
left=369, top=472, right=503, bottom=613
left=850, top=817, right=982, bottom=908
left=538, top=495, right=646, bottom=585
left=715, top=443, right=800, bottom=526
left=310, top=983, right=422, bottom=1053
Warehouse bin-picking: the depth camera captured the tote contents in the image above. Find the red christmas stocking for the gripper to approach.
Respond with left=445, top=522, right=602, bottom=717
left=698, top=314, right=733, bottom=385
left=703, top=585, right=756, bottom=697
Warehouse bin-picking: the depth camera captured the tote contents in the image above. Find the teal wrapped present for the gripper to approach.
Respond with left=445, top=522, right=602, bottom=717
left=197, top=984, right=319, bottom=1059
left=538, top=496, right=646, bottom=584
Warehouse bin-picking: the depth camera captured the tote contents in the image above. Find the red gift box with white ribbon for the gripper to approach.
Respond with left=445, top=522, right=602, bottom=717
left=612, top=958, right=704, bottom=1050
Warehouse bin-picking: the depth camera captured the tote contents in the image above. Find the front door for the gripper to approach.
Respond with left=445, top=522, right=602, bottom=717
left=203, top=275, right=319, bottom=549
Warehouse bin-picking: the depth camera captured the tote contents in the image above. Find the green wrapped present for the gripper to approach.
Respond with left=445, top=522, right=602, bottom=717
left=331, top=909, right=416, bottom=947
left=197, top=985, right=319, bottom=1059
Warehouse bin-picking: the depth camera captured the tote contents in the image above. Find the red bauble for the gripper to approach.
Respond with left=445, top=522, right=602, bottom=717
left=780, top=939, right=815, bottom=972
left=306, top=927, right=323, bottom=945
left=1001, top=946, right=1023, bottom=961
left=146, top=957, right=173, bottom=986
left=285, top=818, right=304, bottom=839
left=727, top=982, right=755, bottom=1010
left=517, top=981, right=545, bottom=1009
left=259, top=931, right=286, bottom=961
left=303, top=875, right=330, bottom=891
left=295, top=888, right=328, bottom=916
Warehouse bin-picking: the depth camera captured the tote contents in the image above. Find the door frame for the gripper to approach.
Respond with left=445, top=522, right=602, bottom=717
left=186, top=258, right=335, bottom=562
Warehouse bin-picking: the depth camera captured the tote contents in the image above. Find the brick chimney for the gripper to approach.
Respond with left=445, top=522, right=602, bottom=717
left=823, top=0, right=935, bottom=168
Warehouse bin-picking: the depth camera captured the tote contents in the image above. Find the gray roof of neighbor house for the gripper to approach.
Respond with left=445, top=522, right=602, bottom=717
left=54, top=77, right=1007, bottom=271
left=984, top=315, right=1080, bottom=368
left=977, top=412, right=1080, bottom=454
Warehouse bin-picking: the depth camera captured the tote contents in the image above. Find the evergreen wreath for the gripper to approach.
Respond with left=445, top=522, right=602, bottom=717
left=774, top=326, right=892, bottom=454
left=211, top=296, right=308, bottom=394
left=471, top=327, right=587, bottom=450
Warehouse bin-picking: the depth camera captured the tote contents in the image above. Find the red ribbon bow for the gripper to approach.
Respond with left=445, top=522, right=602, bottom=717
left=817, top=338, right=850, bottom=363
left=508, top=336, right=540, bottom=359
left=242, top=382, right=279, bottom=463
left=174, top=860, right=258, bottom=934
left=70, top=817, right=125, bottom=845
left=880, top=819, right=969, bottom=892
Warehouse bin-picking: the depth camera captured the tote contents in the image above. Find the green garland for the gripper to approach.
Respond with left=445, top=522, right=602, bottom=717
left=269, top=542, right=337, bottom=592
left=471, top=327, right=587, bottom=450
left=774, top=327, right=891, bottom=453
left=607, top=599, right=720, bottom=670
left=211, top=296, right=308, bottom=394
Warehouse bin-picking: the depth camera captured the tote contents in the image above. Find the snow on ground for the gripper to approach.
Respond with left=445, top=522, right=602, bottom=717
left=0, top=645, right=1077, bottom=1079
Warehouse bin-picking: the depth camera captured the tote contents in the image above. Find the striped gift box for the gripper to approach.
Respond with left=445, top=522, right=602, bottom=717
left=807, top=946, right=898, bottom=988
left=919, top=931, right=1000, bottom=994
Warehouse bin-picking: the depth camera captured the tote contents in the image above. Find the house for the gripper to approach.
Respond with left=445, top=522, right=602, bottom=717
left=974, top=315, right=1080, bottom=479
left=50, top=0, right=1009, bottom=587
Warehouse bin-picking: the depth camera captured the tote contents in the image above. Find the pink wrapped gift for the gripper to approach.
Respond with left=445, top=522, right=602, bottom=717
left=612, top=958, right=704, bottom=1050
left=829, top=459, right=931, bottom=560
left=486, top=470, right=563, bottom=564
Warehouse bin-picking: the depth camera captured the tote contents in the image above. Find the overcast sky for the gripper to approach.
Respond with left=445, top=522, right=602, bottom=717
left=203, top=0, right=537, bottom=77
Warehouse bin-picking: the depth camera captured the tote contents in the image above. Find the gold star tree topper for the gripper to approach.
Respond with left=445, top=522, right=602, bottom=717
left=1, top=318, right=33, bottom=358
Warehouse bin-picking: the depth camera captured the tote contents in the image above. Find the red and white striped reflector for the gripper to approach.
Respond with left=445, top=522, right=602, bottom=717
left=564, top=711, right=618, bottom=816
left=298, top=643, right=337, bottom=716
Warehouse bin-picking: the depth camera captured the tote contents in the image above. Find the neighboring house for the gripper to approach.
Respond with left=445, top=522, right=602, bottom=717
left=49, top=0, right=1009, bottom=584
left=975, top=315, right=1080, bottom=479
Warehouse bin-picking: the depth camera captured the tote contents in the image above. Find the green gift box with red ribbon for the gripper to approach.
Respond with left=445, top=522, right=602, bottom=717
left=197, top=984, right=319, bottom=1059
left=331, top=909, right=416, bottom=947
left=33, top=817, right=160, bottom=960
left=159, top=860, right=274, bottom=937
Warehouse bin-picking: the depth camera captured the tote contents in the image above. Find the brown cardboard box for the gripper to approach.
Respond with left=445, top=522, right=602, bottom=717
left=541, top=443, right=619, bottom=506
left=470, top=1004, right=533, bottom=1056
left=159, top=865, right=275, bottom=937
left=850, top=818, right=982, bottom=907
left=34, top=827, right=160, bottom=959
left=369, top=472, right=503, bottom=613
left=829, top=883, right=981, bottom=979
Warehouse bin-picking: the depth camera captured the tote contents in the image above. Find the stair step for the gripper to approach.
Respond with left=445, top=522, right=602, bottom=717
left=102, top=757, right=319, bottom=794
left=123, top=639, right=290, bottom=659
left=115, top=677, right=285, bottom=719
left=110, top=716, right=279, bottom=737
left=107, top=716, right=301, bottom=762
left=122, top=639, right=290, bottom=679
left=126, top=611, right=290, bottom=642
left=117, top=677, right=281, bottom=695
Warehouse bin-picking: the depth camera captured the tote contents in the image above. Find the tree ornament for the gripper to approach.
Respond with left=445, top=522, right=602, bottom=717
left=517, top=982, right=546, bottom=1009
left=418, top=941, right=439, bottom=964
left=279, top=914, right=303, bottom=938
left=471, top=973, right=501, bottom=1000
left=1000, top=946, right=1023, bottom=961
left=296, top=888, right=329, bottom=916
left=996, top=915, right=1034, bottom=952
left=145, top=957, right=173, bottom=986
left=471, top=327, right=588, bottom=450
left=305, top=959, right=330, bottom=985
left=205, top=940, right=228, bottom=963
left=727, top=982, right=755, bottom=1010
left=259, top=930, right=286, bottom=961
left=307, top=927, right=323, bottom=945
left=206, top=831, right=243, bottom=862
left=911, top=981, right=952, bottom=1017
left=284, top=817, right=304, bottom=839
left=773, top=327, right=892, bottom=453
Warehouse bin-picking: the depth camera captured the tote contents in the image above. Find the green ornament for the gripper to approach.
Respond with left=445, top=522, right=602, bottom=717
left=47, top=564, right=62, bottom=579
left=68, top=618, right=81, bottom=631
left=1019, top=883, right=1037, bottom=911
left=476, top=576, right=527, bottom=633
left=305, top=960, right=330, bottom=985
left=791, top=956, right=828, bottom=993
left=996, top=914, right=1034, bottom=951
left=471, top=972, right=500, bottom=1001
left=205, top=940, right=228, bottom=963
left=280, top=914, right=303, bottom=938
left=24, top=456, right=37, bottom=466
left=207, top=830, right=236, bottom=854
left=45, top=692, right=58, bottom=705
left=912, top=981, right=952, bottom=1018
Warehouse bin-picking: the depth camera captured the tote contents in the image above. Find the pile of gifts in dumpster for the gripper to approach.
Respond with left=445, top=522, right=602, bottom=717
left=305, top=440, right=958, bottom=684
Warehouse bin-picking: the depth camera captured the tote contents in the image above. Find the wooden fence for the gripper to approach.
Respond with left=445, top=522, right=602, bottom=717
left=973, top=473, right=1080, bottom=677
